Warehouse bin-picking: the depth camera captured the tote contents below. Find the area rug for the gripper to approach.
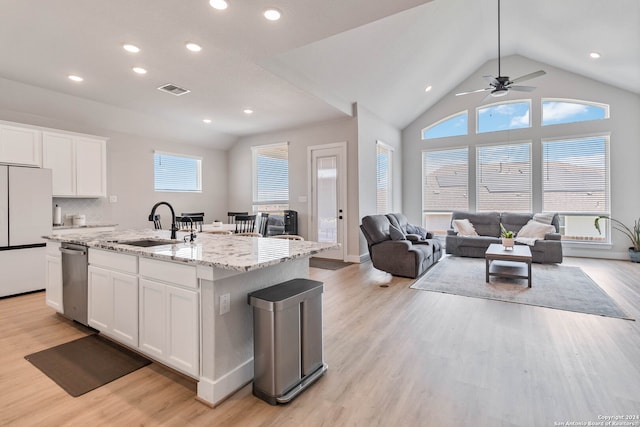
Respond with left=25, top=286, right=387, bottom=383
left=410, top=256, right=633, bottom=320
left=25, top=334, right=151, bottom=397
left=310, top=257, right=354, bottom=270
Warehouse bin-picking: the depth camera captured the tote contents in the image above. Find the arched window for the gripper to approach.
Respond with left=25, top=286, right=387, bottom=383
left=477, top=100, right=531, bottom=133
left=542, top=99, right=609, bottom=126
left=422, top=111, right=468, bottom=140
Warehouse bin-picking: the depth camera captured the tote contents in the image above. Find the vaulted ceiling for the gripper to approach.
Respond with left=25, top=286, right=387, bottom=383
left=1, top=0, right=638, bottom=149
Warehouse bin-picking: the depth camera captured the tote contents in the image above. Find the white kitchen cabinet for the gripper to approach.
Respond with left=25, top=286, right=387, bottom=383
left=43, top=131, right=107, bottom=198
left=139, top=277, right=199, bottom=377
left=0, top=123, right=42, bottom=166
left=45, top=242, right=63, bottom=313
left=88, top=249, right=139, bottom=347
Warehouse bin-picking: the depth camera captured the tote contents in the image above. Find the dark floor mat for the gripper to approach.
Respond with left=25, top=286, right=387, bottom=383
left=25, top=334, right=151, bottom=397
left=309, top=257, right=354, bottom=270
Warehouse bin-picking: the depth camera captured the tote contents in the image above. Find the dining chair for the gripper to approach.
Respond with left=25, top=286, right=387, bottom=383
left=257, top=213, right=269, bottom=237
left=180, top=212, right=205, bottom=231
left=228, top=211, right=248, bottom=224
left=269, top=234, right=304, bottom=241
left=234, top=214, right=256, bottom=234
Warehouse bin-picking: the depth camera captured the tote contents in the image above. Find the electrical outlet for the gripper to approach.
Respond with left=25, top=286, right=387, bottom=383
left=109, top=195, right=118, bottom=203
left=220, top=293, right=230, bottom=315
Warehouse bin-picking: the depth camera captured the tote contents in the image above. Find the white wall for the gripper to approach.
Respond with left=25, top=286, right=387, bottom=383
left=356, top=104, right=402, bottom=258
left=0, top=82, right=229, bottom=230
left=227, top=116, right=360, bottom=261
left=402, top=55, right=640, bottom=260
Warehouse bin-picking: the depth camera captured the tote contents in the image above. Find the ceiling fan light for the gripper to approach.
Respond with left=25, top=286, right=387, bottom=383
left=209, top=0, right=228, bottom=10
left=491, top=89, right=509, bottom=97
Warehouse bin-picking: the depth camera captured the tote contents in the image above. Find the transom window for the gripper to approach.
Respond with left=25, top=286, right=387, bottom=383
left=422, top=111, right=468, bottom=140
left=154, top=151, right=202, bottom=192
left=542, top=99, right=609, bottom=126
left=477, top=100, right=531, bottom=133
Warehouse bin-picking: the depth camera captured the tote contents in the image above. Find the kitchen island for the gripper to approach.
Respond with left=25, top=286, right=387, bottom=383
left=45, top=229, right=338, bottom=406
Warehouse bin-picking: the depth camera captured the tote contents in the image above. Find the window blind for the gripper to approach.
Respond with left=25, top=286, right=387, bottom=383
left=422, top=148, right=469, bottom=212
left=252, top=143, right=289, bottom=205
left=542, top=136, right=609, bottom=214
left=154, top=152, right=202, bottom=192
left=376, top=142, right=392, bottom=214
left=476, top=143, right=531, bottom=212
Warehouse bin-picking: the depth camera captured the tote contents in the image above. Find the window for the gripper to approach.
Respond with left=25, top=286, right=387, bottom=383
left=477, top=100, right=531, bottom=133
left=542, top=99, right=609, bottom=126
left=376, top=141, right=393, bottom=214
left=252, top=142, right=289, bottom=212
left=476, top=142, right=532, bottom=212
left=542, top=136, right=609, bottom=241
left=422, top=111, right=468, bottom=140
left=154, top=151, right=202, bottom=192
left=422, top=147, right=469, bottom=234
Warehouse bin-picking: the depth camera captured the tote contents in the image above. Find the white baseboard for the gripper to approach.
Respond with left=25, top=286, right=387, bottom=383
left=197, top=358, right=254, bottom=406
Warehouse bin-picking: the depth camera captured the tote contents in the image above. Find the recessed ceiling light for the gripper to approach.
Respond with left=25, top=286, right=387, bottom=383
left=589, top=52, right=601, bottom=59
left=123, top=44, right=140, bottom=53
left=132, top=67, right=147, bottom=74
left=243, top=109, right=254, bottom=115
left=209, top=0, right=228, bottom=10
left=68, top=75, right=83, bottom=82
left=203, top=119, right=212, bottom=124
left=186, top=42, right=202, bottom=52
left=425, top=85, right=433, bottom=93
left=264, top=8, right=281, bottom=21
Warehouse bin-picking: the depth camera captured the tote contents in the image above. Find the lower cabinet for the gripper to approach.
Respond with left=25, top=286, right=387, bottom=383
left=139, top=278, right=199, bottom=377
left=45, top=243, right=63, bottom=313
left=88, top=265, right=138, bottom=348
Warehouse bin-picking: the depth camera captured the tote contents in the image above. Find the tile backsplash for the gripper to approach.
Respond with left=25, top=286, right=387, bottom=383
left=53, top=198, right=107, bottom=225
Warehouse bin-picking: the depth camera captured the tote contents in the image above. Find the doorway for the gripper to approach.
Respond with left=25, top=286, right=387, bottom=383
left=308, top=143, right=347, bottom=260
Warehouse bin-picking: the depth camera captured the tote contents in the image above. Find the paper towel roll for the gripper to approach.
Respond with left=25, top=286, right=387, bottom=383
left=54, top=205, right=62, bottom=225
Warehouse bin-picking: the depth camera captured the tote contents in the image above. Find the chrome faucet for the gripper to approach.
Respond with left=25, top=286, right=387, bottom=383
left=182, top=216, right=197, bottom=243
left=149, top=201, right=178, bottom=240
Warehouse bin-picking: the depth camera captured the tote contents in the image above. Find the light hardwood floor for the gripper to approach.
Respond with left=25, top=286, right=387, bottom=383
left=1, top=257, right=639, bottom=427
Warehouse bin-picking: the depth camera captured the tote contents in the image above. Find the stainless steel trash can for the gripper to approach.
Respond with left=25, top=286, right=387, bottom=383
left=248, top=278, right=327, bottom=405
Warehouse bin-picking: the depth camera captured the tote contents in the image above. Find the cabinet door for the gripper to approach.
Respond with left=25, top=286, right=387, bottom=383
left=165, top=285, right=199, bottom=376
left=111, top=271, right=138, bottom=347
left=0, top=125, right=41, bottom=166
left=45, top=255, right=63, bottom=313
left=42, top=132, right=75, bottom=196
left=139, top=279, right=166, bottom=359
left=88, top=266, right=113, bottom=331
left=75, top=137, right=106, bottom=197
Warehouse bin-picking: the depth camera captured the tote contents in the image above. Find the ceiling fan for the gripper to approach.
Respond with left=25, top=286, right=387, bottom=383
left=455, top=0, right=546, bottom=100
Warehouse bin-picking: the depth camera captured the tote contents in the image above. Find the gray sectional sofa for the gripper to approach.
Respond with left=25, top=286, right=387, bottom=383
left=360, top=213, right=442, bottom=278
left=445, top=211, right=563, bottom=263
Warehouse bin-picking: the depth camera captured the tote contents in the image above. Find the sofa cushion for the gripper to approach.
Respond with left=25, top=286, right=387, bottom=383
left=452, top=219, right=479, bottom=236
left=389, top=224, right=406, bottom=241
left=361, top=215, right=391, bottom=245
left=451, top=211, right=500, bottom=237
left=500, top=212, right=534, bottom=235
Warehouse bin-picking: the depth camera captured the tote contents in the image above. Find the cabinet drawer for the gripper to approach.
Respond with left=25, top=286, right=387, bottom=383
left=139, top=257, right=197, bottom=290
left=89, top=249, right=137, bottom=274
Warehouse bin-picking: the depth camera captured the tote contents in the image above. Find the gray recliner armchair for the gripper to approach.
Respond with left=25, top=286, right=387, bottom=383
left=360, top=213, right=442, bottom=279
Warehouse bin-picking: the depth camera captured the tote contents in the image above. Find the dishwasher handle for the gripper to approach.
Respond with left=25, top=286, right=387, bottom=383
left=59, top=247, right=87, bottom=256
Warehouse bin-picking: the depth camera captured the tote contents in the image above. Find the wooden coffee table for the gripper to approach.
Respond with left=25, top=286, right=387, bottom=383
left=485, top=243, right=532, bottom=287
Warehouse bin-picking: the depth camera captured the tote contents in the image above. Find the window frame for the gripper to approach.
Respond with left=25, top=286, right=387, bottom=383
left=421, top=110, right=468, bottom=140
left=476, top=99, right=532, bottom=134
left=251, top=142, right=290, bottom=212
left=153, top=150, right=202, bottom=193
left=541, top=98, right=610, bottom=126
left=375, top=141, right=394, bottom=214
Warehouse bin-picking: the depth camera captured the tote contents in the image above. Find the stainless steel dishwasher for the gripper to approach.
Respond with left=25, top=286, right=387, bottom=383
left=60, top=242, right=89, bottom=326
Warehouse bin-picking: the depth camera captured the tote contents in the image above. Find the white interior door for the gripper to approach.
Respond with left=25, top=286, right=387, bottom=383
left=309, top=144, right=346, bottom=260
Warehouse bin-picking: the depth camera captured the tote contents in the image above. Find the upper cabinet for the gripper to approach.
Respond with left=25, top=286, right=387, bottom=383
left=43, top=132, right=107, bottom=198
left=0, top=124, right=42, bottom=166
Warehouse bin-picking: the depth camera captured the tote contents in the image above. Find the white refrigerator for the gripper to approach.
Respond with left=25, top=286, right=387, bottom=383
left=0, top=165, right=52, bottom=297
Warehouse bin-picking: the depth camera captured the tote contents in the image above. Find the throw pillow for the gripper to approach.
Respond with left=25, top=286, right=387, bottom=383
left=406, top=224, right=428, bottom=239
left=533, top=213, right=554, bottom=225
left=452, top=219, right=479, bottom=237
left=517, top=219, right=556, bottom=239
left=389, top=224, right=406, bottom=241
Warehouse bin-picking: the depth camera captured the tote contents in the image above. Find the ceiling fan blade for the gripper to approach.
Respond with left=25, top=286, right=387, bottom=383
left=511, top=70, right=546, bottom=84
left=455, top=88, right=492, bottom=96
left=509, top=85, right=537, bottom=92
left=482, top=75, right=499, bottom=86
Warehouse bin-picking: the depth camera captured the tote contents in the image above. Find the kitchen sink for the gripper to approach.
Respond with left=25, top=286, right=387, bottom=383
left=119, top=239, right=178, bottom=247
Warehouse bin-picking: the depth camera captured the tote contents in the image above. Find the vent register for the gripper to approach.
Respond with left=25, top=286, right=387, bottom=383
left=157, top=83, right=190, bottom=96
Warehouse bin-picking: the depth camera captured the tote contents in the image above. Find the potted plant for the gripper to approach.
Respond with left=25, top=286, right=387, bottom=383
left=594, top=215, right=640, bottom=263
left=500, top=223, right=515, bottom=250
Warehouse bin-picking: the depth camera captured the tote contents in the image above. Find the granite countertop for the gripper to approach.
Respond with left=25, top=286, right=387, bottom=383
left=52, top=223, right=118, bottom=230
left=45, top=229, right=339, bottom=272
